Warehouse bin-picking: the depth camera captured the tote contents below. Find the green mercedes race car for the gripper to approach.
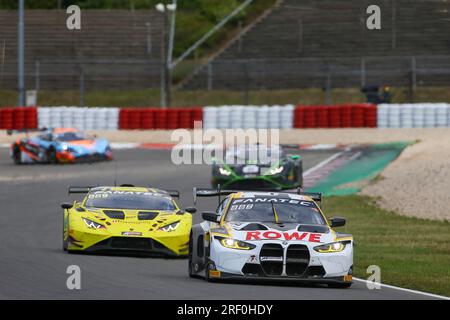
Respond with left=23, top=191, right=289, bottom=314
left=211, top=144, right=303, bottom=190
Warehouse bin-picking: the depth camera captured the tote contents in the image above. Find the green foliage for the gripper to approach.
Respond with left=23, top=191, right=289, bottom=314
left=323, top=195, right=450, bottom=296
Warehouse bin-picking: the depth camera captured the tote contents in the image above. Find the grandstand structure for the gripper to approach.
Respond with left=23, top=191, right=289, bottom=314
left=0, top=10, right=163, bottom=90
left=182, top=0, right=450, bottom=90
left=0, top=1, right=448, bottom=95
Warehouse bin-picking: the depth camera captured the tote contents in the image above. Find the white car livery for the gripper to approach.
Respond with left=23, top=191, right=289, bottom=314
left=189, top=189, right=353, bottom=288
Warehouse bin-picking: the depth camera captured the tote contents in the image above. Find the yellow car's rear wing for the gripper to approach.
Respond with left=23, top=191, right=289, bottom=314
left=68, top=186, right=94, bottom=194
left=68, top=185, right=181, bottom=198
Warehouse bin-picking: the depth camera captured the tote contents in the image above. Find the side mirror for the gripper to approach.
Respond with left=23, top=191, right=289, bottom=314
left=61, top=203, right=73, bottom=210
left=202, top=211, right=220, bottom=223
left=184, top=207, right=197, bottom=214
left=329, top=217, right=346, bottom=228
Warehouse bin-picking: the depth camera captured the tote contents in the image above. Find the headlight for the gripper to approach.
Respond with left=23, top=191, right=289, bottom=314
left=82, top=218, right=106, bottom=230
left=267, top=166, right=284, bottom=175
left=216, top=236, right=256, bottom=250
left=159, top=221, right=180, bottom=232
left=61, top=145, right=77, bottom=153
left=219, top=167, right=232, bottom=176
left=314, top=241, right=347, bottom=253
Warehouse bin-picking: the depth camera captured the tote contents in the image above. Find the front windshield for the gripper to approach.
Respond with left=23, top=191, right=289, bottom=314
left=55, top=132, right=86, bottom=142
left=225, top=198, right=326, bottom=225
left=85, top=191, right=176, bottom=210
left=225, top=145, right=282, bottom=164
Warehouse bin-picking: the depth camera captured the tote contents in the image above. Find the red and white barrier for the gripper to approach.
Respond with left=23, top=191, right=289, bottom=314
left=118, top=107, right=203, bottom=130
left=377, top=103, right=450, bottom=128
left=0, top=107, right=38, bottom=130
left=203, top=105, right=295, bottom=129
left=2, top=104, right=450, bottom=131
left=294, top=104, right=377, bottom=128
left=38, top=106, right=119, bottom=130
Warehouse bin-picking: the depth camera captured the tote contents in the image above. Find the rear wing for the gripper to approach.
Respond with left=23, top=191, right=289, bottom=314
left=193, top=186, right=322, bottom=206
left=164, top=190, right=180, bottom=198
left=68, top=185, right=180, bottom=198
left=6, top=128, right=48, bottom=136
left=68, top=186, right=94, bottom=195
left=280, top=144, right=300, bottom=150
left=193, top=187, right=239, bottom=204
left=300, top=192, right=322, bottom=204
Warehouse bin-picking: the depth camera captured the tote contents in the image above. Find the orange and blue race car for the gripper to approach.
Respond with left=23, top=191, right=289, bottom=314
left=10, top=128, right=112, bottom=164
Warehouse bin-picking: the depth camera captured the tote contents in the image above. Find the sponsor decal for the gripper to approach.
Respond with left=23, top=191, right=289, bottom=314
left=233, top=198, right=312, bottom=206
left=89, top=190, right=172, bottom=199
left=121, top=231, right=142, bottom=236
left=246, top=231, right=322, bottom=243
left=112, top=220, right=153, bottom=224
left=260, top=256, right=283, bottom=262
left=242, top=165, right=259, bottom=174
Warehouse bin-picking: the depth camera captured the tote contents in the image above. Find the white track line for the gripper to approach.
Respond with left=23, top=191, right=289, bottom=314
left=305, top=152, right=449, bottom=300
left=110, top=142, right=140, bottom=150
left=303, top=151, right=344, bottom=177
left=353, top=278, right=450, bottom=300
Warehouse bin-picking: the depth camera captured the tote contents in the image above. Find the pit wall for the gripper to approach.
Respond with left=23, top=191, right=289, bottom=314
left=1, top=104, right=449, bottom=130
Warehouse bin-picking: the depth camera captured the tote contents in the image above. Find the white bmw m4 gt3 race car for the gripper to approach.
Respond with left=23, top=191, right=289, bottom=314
left=189, top=188, right=354, bottom=288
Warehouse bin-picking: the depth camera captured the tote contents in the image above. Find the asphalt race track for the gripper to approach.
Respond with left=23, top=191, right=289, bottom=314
left=0, top=148, right=440, bottom=300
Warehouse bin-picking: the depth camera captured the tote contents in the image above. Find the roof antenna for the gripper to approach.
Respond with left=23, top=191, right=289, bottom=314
left=114, top=161, right=118, bottom=187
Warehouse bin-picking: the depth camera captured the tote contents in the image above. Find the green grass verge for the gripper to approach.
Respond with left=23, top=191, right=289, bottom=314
left=1, top=86, right=449, bottom=107
left=322, top=195, right=450, bottom=297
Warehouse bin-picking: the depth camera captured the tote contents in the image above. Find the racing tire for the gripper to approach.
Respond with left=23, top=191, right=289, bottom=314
left=63, top=236, right=68, bottom=252
left=205, top=260, right=216, bottom=283
left=328, top=282, right=352, bottom=289
left=188, top=234, right=196, bottom=278
left=48, top=148, right=58, bottom=165
left=13, top=145, right=22, bottom=165
left=62, top=218, right=68, bottom=252
left=204, top=244, right=216, bottom=282
left=296, top=162, right=304, bottom=188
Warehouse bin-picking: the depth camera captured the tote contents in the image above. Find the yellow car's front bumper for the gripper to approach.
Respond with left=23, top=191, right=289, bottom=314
left=68, top=229, right=189, bottom=256
left=67, top=227, right=190, bottom=257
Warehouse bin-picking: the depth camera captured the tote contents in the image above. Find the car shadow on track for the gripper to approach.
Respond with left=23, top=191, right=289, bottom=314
left=63, top=250, right=188, bottom=260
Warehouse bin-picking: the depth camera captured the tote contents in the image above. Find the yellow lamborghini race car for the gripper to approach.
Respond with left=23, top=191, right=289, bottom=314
left=62, top=185, right=196, bottom=256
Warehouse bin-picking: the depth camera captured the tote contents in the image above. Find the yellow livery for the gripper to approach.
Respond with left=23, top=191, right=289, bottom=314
left=62, top=186, right=195, bottom=256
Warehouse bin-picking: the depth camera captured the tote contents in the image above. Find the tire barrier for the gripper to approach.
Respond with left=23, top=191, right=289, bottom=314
left=118, top=107, right=203, bottom=130
left=294, top=104, right=377, bottom=129
left=377, top=103, right=450, bottom=128
left=3, top=104, right=450, bottom=131
left=38, top=107, right=119, bottom=130
left=202, top=105, right=295, bottom=129
left=0, top=107, right=38, bottom=130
